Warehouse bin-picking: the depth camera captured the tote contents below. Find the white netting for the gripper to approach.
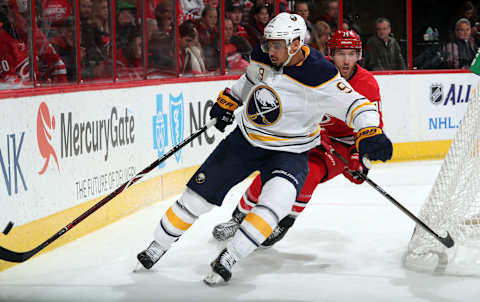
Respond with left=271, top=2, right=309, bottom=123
left=404, top=81, right=480, bottom=275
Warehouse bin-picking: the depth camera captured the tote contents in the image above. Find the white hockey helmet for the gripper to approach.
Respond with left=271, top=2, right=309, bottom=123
left=262, top=12, right=307, bottom=66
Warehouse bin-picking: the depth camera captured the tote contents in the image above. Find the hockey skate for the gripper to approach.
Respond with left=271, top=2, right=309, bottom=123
left=136, top=241, right=166, bottom=270
left=261, top=215, right=296, bottom=248
left=261, top=225, right=289, bottom=248
left=212, top=208, right=246, bottom=241
left=203, top=248, right=238, bottom=286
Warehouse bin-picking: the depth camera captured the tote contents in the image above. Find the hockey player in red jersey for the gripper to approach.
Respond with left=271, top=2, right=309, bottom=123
left=0, top=0, right=67, bottom=87
left=212, top=29, right=384, bottom=247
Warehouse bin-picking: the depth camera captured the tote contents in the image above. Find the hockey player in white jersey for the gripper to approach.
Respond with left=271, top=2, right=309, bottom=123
left=136, top=12, right=393, bottom=286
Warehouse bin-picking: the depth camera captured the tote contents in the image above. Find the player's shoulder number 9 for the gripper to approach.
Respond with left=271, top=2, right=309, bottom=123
left=336, top=81, right=352, bottom=93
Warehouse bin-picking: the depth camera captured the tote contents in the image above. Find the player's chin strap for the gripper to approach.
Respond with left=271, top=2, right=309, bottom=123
left=282, top=44, right=303, bottom=67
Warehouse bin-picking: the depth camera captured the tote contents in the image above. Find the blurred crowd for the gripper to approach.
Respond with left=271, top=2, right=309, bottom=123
left=0, top=0, right=479, bottom=88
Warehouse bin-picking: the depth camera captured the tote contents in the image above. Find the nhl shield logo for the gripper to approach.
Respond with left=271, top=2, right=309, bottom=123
left=430, top=83, right=443, bottom=105
left=169, top=93, right=184, bottom=163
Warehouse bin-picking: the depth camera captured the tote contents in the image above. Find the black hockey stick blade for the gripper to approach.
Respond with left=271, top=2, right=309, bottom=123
left=362, top=177, right=455, bottom=249
left=326, top=147, right=455, bottom=249
left=0, top=244, right=40, bottom=263
left=437, top=232, right=454, bottom=248
left=0, top=119, right=217, bottom=263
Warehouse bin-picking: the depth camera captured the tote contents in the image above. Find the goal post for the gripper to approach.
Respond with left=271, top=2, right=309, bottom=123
left=404, top=79, right=480, bottom=274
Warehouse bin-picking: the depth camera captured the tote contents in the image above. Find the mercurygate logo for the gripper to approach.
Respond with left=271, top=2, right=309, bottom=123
left=36, top=102, right=135, bottom=173
left=60, top=107, right=135, bottom=161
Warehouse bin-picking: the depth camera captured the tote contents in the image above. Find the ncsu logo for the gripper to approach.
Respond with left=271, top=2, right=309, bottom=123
left=37, top=102, right=60, bottom=174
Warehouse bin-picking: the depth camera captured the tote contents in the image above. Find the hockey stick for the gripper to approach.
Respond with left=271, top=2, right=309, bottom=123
left=0, top=119, right=217, bottom=263
left=324, top=144, right=454, bottom=249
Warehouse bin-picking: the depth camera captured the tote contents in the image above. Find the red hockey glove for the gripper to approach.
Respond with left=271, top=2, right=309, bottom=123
left=342, top=150, right=368, bottom=184
left=210, top=88, right=242, bottom=132
left=318, top=127, right=334, bottom=153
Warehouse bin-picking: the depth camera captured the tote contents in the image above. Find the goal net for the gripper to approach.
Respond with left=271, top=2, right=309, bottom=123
left=404, top=81, right=480, bottom=274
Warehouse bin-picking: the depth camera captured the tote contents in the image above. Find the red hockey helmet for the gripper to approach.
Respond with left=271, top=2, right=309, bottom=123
left=327, top=29, right=362, bottom=55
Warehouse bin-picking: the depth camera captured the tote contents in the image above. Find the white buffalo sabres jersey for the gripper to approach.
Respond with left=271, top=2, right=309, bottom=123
left=230, top=45, right=380, bottom=153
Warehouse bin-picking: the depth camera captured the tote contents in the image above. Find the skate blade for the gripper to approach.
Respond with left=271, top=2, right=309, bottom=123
left=258, top=245, right=273, bottom=250
left=132, top=260, right=149, bottom=273
left=203, top=272, right=227, bottom=287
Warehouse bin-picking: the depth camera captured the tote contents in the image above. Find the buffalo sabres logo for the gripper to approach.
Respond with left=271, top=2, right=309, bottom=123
left=430, top=83, right=443, bottom=105
left=195, top=172, right=206, bottom=184
left=246, top=85, right=281, bottom=126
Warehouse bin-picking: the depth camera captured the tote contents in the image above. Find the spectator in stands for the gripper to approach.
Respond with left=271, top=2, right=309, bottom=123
left=117, top=1, right=137, bottom=27
left=204, top=0, right=219, bottom=9
left=179, top=0, right=204, bottom=22
left=179, top=20, right=206, bottom=74
left=225, top=18, right=251, bottom=72
left=310, top=20, right=331, bottom=55
left=196, top=5, right=219, bottom=71
left=364, top=17, right=406, bottom=70
left=459, top=1, right=480, bottom=44
left=117, top=33, right=143, bottom=80
left=227, top=2, right=248, bottom=40
left=40, top=0, right=72, bottom=39
left=196, top=6, right=218, bottom=47
left=92, top=0, right=110, bottom=52
left=148, top=1, right=175, bottom=74
left=149, top=31, right=175, bottom=73
left=116, top=1, right=138, bottom=50
left=144, top=0, right=161, bottom=20
left=318, top=0, right=338, bottom=31
left=80, top=0, right=94, bottom=25
left=258, top=0, right=287, bottom=12
left=443, top=18, right=478, bottom=69
left=294, top=1, right=312, bottom=44
left=155, top=0, right=174, bottom=35
left=95, top=33, right=143, bottom=80
left=79, top=0, right=107, bottom=80
left=51, top=17, right=77, bottom=81
left=227, top=0, right=254, bottom=27
left=246, top=4, right=270, bottom=47
left=93, top=0, right=109, bottom=37
left=0, top=0, right=67, bottom=86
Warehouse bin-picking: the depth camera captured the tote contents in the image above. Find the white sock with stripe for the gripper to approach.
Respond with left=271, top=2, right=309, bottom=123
left=229, top=176, right=297, bottom=258
left=154, top=188, right=214, bottom=250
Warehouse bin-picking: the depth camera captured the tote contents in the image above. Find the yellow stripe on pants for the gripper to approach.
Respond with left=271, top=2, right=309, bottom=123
left=244, top=212, right=272, bottom=238
left=166, top=207, right=192, bottom=231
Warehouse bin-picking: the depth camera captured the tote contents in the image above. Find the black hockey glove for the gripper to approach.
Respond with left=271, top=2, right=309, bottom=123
left=209, top=88, right=242, bottom=132
left=355, top=127, right=393, bottom=162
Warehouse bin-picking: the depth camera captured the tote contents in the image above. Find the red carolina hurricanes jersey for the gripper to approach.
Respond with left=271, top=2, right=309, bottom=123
left=321, top=63, right=382, bottom=141
left=0, top=25, right=67, bottom=86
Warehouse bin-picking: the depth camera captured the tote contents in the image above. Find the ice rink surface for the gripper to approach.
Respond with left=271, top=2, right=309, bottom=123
left=1, top=160, right=479, bottom=302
